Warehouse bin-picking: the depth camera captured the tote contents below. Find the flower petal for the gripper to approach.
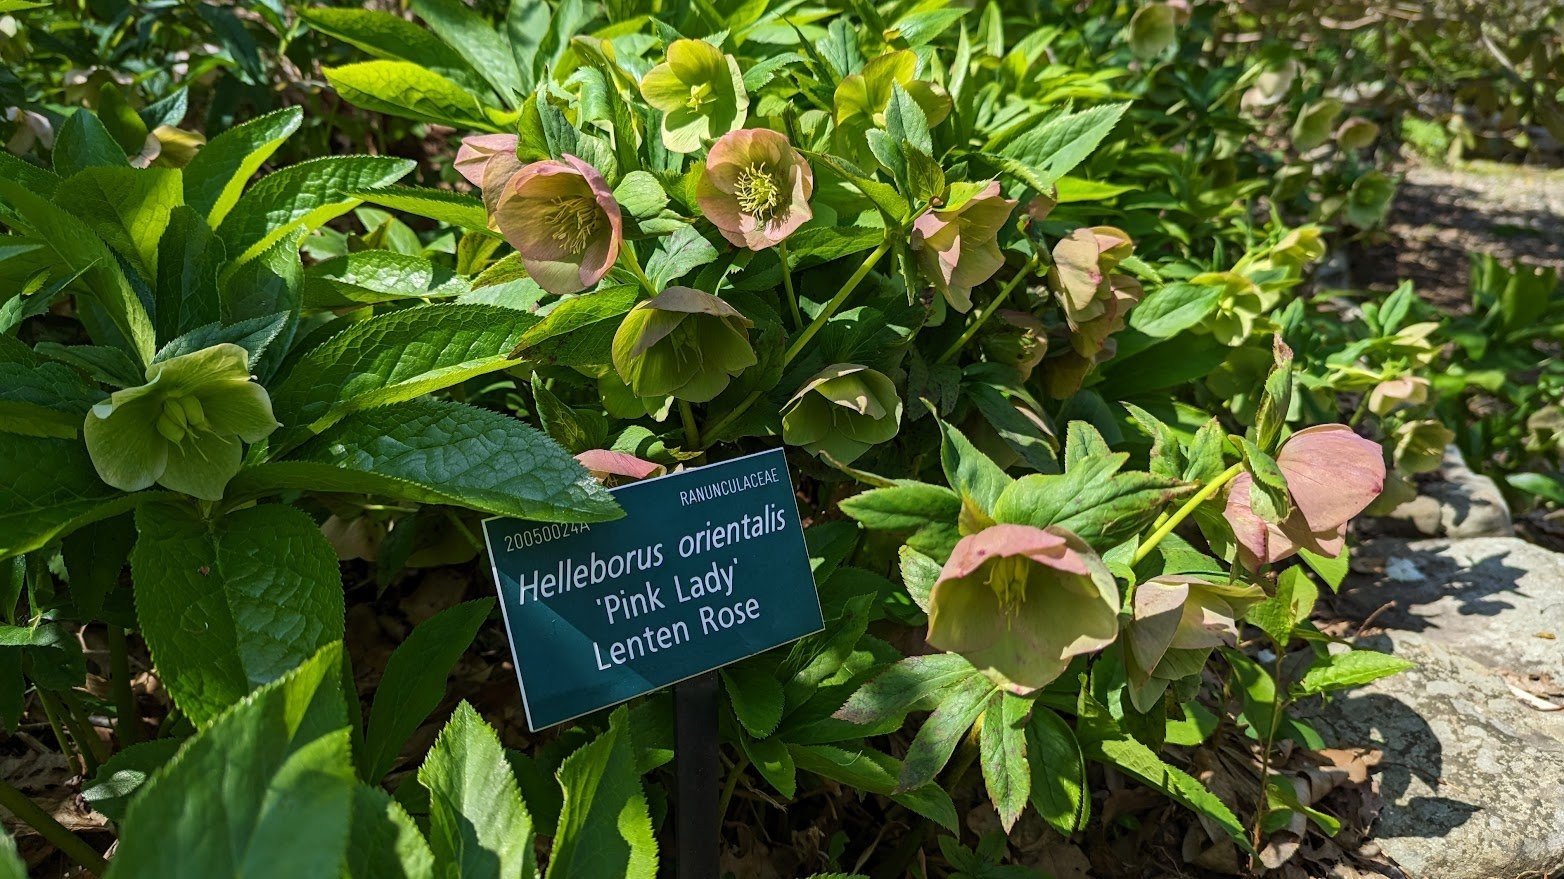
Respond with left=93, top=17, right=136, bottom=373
left=158, top=432, right=242, bottom=501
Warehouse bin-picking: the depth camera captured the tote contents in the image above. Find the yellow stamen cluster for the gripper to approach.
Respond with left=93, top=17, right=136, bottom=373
left=543, top=195, right=603, bottom=253
left=686, top=82, right=713, bottom=110
left=985, top=556, right=1031, bottom=620
left=733, top=162, right=781, bottom=220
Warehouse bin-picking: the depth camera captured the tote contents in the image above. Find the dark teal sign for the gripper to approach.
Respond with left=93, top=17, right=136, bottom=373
left=481, top=448, right=823, bottom=730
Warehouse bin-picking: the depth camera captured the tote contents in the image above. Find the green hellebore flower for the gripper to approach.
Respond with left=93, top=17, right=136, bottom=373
left=832, top=50, right=951, bottom=168
left=1291, top=97, right=1344, bottom=151
left=1195, top=271, right=1266, bottom=347
left=1393, top=419, right=1455, bottom=475
left=1127, top=2, right=1188, bottom=59
left=1269, top=225, right=1326, bottom=269
left=611, top=287, right=757, bottom=403
left=1343, top=170, right=1396, bottom=229
left=926, top=524, right=1119, bottom=694
left=1123, top=576, right=1265, bottom=712
left=639, top=39, right=749, bottom=154
left=781, top=364, right=902, bottom=464
left=83, top=343, right=279, bottom=501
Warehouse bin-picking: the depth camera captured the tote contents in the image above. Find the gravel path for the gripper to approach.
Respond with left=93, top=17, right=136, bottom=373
left=1352, top=161, right=1564, bottom=306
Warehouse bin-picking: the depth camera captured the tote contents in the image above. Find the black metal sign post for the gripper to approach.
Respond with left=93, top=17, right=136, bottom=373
left=675, top=671, right=721, bottom=879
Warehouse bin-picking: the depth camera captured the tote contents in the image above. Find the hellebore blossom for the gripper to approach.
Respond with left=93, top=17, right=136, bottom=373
left=1393, top=419, right=1455, bottom=474
left=1268, top=225, right=1326, bottom=269
left=696, top=128, right=813, bottom=250
left=926, top=524, right=1119, bottom=694
left=832, top=50, right=952, bottom=168
left=1368, top=375, right=1430, bottom=415
left=454, top=133, right=523, bottom=214
left=83, top=343, right=280, bottom=501
left=611, top=287, right=756, bottom=402
left=781, top=364, right=902, bottom=464
left=1342, top=170, right=1396, bottom=229
left=1043, top=226, right=1144, bottom=396
left=1291, top=98, right=1344, bottom=151
left=1123, top=576, right=1265, bottom=711
left=979, top=310, right=1050, bottom=380
left=639, top=39, right=749, bottom=154
left=1336, top=117, right=1381, bottom=151
left=1224, top=424, right=1386, bottom=569
left=493, top=154, right=622, bottom=295
left=910, top=181, right=1018, bottom=312
left=1128, top=1, right=1190, bottom=59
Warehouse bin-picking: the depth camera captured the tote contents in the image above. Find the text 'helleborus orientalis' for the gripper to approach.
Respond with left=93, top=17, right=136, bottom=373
left=84, top=343, right=279, bottom=501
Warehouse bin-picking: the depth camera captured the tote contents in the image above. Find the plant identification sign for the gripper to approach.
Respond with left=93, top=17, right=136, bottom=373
left=482, top=448, right=823, bottom=730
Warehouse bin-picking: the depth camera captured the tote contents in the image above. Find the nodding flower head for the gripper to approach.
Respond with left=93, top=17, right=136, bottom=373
left=83, top=343, right=279, bottom=501
left=611, top=287, right=757, bottom=403
left=696, top=128, right=814, bottom=250
left=926, top=524, right=1119, bottom=694
left=781, top=364, right=902, bottom=464
left=910, top=180, right=1018, bottom=312
left=493, top=154, right=623, bottom=295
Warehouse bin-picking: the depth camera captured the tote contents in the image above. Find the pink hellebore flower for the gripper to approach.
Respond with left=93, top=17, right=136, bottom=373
left=911, top=181, right=1018, bottom=312
left=493, top=154, right=623, bottom=295
left=1223, top=424, right=1386, bottom=569
left=696, top=128, right=814, bottom=250
left=1122, top=576, right=1265, bottom=712
left=926, top=524, right=1119, bottom=694
left=454, top=133, right=524, bottom=215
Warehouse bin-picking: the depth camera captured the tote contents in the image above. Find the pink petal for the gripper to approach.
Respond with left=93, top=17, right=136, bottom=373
left=1276, top=424, right=1385, bottom=533
left=938, top=524, right=1088, bottom=582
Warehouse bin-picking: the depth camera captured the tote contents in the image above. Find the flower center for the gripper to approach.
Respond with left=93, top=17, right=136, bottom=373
left=733, top=163, right=780, bottom=220
left=155, top=394, right=208, bottom=445
left=686, top=82, right=713, bottom=110
left=985, top=556, right=1031, bottom=619
left=542, top=195, right=602, bottom=253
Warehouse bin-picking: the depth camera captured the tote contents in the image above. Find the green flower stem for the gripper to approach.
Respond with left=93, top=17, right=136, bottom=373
left=58, top=689, right=107, bottom=770
left=34, top=689, right=86, bottom=775
left=107, top=625, right=140, bottom=746
left=619, top=243, right=658, bottom=297
left=935, top=254, right=1042, bottom=365
left=0, top=778, right=108, bottom=876
left=678, top=400, right=700, bottom=449
left=777, top=238, right=802, bottom=329
left=716, top=751, right=750, bottom=821
left=700, top=238, right=891, bottom=448
left=783, top=239, right=890, bottom=365
left=1132, top=461, right=1245, bottom=566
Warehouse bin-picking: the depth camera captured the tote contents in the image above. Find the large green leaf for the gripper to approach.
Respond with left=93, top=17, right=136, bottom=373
left=299, top=8, right=487, bottom=93
left=130, top=501, right=345, bottom=727
left=0, top=178, right=155, bottom=362
left=896, top=673, right=996, bottom=792
left=52, top=109, right=129, bottom=177
left=234, top=400, right=619, bottom=523
left=183, top=106, right=303, bottom=225
left=269, top=304, right=537, bottom=444
left=351, top=186, right=496, bottom=235
left=0, top=360, right=104, bottom=438
left=108, top=643, right=354, bottom=879
left=980, top=692, right=1031, bottom=832
left=324, top=62, right=503, bottom=131
left=217, top=156, right=414, bottom=266
left=1027, top=707, right=1089, bottom=836
left=545, top=706, right=658, bottom=879
left=994, top=102, right=1129, bottom=189
left=419, top=702, right=536, bottom=879
left=0, top=433, right=137, bottom=560
left=346, top=785, right=436, bottom=879
left=360, top=599, right=494, bottom=783
left=1295, top=649, right=1413, bottom=696
left=789, top=743, right=958, bottom=832
left=52, top=166, right=182, bottom=282
left=303, top=250, right=469, bottom=307
left=508, top=285, right=639, bottom=377
left=991, top=452, right=1192, bottom=550
left=412, top=0, right=523, bottom=105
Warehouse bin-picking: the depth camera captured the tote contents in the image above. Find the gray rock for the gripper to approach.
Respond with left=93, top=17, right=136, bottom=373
left=1340, top=537, right=1563, bottom=678
left=1304, top=633, right=1564, bottom=879
left=1379, top=446, right=1513, bottom=539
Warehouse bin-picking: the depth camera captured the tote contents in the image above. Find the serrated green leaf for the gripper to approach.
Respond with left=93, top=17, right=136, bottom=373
left=1027, top=707, right=1088, bottom=835
left=995, top=103, right=1129, bottom=189
left=353, top=186, right=497, bottom=235
left=898, top=545, right=940, bottom=613
left=130, top=501, right=345, bottom=727
left=299, top=8, right=485, bottom=94
left=345, top=785, right=436, bottom=879
left=933, top=414, right=1012, bottom=531
left=741, top=735, right=798, bottom=798
left=1296, top=649, right=1413, bottom=695
left=788, top=743, right=959, bottom=832
left=218, top=156, right=414, bottom=267
left=269, top=303, right=537, bottom=444
left=980, top=692, right=1030, bottom=831
left=1129, top=282, right=1222, bottom=338
left=546, top=705, right=657, bottom=879
left=81, top=738, right=182, bottom=823
left=412, top=0, right=523, bottom=104
left=834, top=653, right=982, bottom=728
left=183, top=107, right=303, bottom=225
left=52, top=110, right=128, bottom=176
left=992, top=453, right=1191, bottom=550
left=324, top=61, right=502, bottom=131
left=0, top=361, right=104, bottom=438
left=0, top=433, right=138, bottom=560
left=896, top=673, right=995, bottom=792
left=110, top=642, right=354, bottom=879
left=721, top=659, right=785, bottom=739
left=420, top=702, right=535, bottom=879
left=52, top=166, right=182, bottom=282
left=509, top=285, right=640, bottom=376
left=362, top=599, right=494, bottom=783
left=838, top=481, right=960, bottom=531
left=234, top=400, right=619, bottom=523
